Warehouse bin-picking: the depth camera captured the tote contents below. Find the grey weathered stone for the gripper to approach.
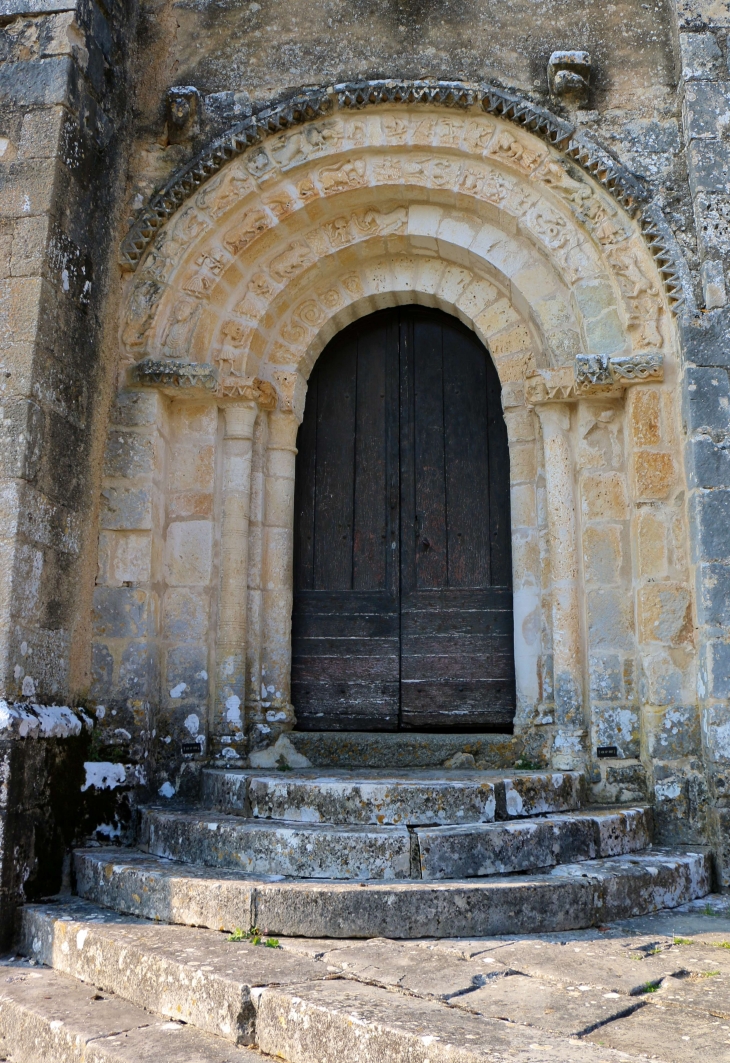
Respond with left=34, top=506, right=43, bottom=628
left=21, top=899, right=325, bottom=1045
left=690, top=490, right=730, bottom=563
left=416, top=809, right=651, bottom=880
left=497, top=771, right=584, bottom=818
left=687, top=436, right=730, bottom=489
left=284, top=731, right=522, bottom=769
left=0, top=58, right=72, bottom=107
left=684, top=366, right=730, bottom=434
left=141, top=808, right=413, bottom=880
left=0, top=962, right=265, bottom=1062
left=255, top=978, right=638, bottom=1063
left=203, top=768, right=498, bottom=825
left=585, top=995, right=730, bottom=1060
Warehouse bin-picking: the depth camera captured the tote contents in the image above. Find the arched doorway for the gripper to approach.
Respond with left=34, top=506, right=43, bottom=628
left=292, top=306, right=515, bottom=732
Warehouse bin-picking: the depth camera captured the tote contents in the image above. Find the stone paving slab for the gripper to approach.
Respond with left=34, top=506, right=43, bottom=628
left=452, top=973, right=646, bottom=1036
left=19, top=900, right=326, bottom=1045
left=0, top=963, right=264, bottom=1062
left=141, top=807, right=413, bottom=880
left=585, top=998, right=730, bottom=1061
left=255, top=978, right=644, bottom=1063
left=203, top=768, right=498, bottom=825
left=416, top=808, right=651, bottom=878
left=498, top=772, right=584, bottom=818
left=74, top=847, right=710, bottom=939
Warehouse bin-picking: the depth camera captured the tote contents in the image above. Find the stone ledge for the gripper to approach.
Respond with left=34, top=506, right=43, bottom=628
left=0, top=699, right=92, bottom=739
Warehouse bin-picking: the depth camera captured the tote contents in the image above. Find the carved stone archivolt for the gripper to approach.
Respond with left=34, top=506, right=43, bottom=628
left=120, top=91, right=676, bottom=425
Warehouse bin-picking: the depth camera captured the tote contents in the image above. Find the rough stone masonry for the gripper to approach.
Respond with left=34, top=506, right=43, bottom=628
left=2, top=0, right=730, bottom=952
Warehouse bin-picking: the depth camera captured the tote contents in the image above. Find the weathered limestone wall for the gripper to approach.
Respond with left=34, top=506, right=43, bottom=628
left=672, top=0, right=730, bottom=884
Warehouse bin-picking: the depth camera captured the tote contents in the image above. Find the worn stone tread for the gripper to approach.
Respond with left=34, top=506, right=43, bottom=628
left=20, top=900, right=326, bottom=1045
left=74, top=847, right=711, bottom=939
left=203, top=768, right=499, bottom=825
left=0, top=962, right=265, bottom=1062
left=417, top=807, right=652, bottom=878
left=283, top=730, right=519, bottom=768
left=255, top=978, right=652, bottom=1062
left=585, top=997, right=730, bottom=1061
left=141, top=807, right=413, bottom=880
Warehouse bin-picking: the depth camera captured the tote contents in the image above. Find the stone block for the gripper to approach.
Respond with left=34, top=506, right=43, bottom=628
left=0, top=57, right=72, bottom=108
left=689, top=139, right=730, bottom=194
left=629, top=387, right=661, bottom=446
left=117, top=640, right=158, bottom=701
left=645, top=705, right=701, bottom=759
left=0, top=2, right=78, bottom=12
left=637, top=511, right=668, bottom=577
left=97, top=531, right=152, bottom=587
left=684, top=366, right=730, bottom=433
left=503, top=407, right=536, bottom=443
left=689, top=488, right=730, bottom=562
left=162, top=587, right=210, bottom=640
left=583, top=309, right=624, bottom=356
left=707, top=640, right=730, bottom=699
left=144, top=808, right=412, bottom=880
left=164, top=644, right=209, bottom=706
left=509, top=482, right=536, bottom=526
left=592, top=705, right=640, bottom=758
left=687, top=435, right=730, bottom=488
left=701, top=258, right=727, bottom=309
left=508, top=441, right=536, bottom=482
left=680, top=306, right=730, bottom=368
left=685, top=81, right=730, bottom=141
left=638, top=583, right=692, bottom=645
left=100, top=485, right=153, bottom=531
left=89, top=641, right=113, bottom=698
left=632, top=451, right=675, bottom=500
left=676, top=1, right=730, bottom=28
left=110, top=390, right=161, bottom=427
left=697, top=560, right=730, bottom=626
left=10, top=214, right=49, bottom=277
left=17, top=105, right=65, bottom=161
left=587, top=588, right=633, bottom=650
left=92, top=587, right=156, bottom=639
left=582, top=524, right=622, bottom=583
left=165, top=521, right=212, bottom=587
left=588, top=654, right=623, bottom=701
left=103, top=431, right=155, bottom=479
left=581, top=472, right=628, bottom=521
left=168, top=443, right=215, bottom=493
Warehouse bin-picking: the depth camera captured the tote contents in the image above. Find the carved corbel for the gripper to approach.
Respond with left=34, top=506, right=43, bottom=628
left=526, top=352, right=664, bottom=406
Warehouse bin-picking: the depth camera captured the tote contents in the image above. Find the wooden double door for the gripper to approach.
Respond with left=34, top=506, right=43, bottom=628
left=292, top=306, right=515, bottom=732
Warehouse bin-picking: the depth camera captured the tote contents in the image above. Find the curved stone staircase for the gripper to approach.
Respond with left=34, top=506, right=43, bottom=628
left=0, top=737, right=713, bottom=1062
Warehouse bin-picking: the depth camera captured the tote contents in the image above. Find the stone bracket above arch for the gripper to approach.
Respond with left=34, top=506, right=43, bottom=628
left=120, top=79, right=693, bottom=313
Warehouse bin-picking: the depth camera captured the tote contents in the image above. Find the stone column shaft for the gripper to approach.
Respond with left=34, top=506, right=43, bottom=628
left=258, top=408, right=299, bottom=744
left=536, top=403, right=583, bottom=731
left=214, top=401, right=258, bottom=751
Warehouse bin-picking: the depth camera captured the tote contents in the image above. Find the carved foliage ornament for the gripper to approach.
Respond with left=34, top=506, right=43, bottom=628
left=120, top=81, right=688, bottom=312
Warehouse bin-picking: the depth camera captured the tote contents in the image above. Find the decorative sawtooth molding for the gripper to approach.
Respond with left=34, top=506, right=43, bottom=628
left=526, top=352, right=664, bottom=405
left=119, top=79, right=691, bottom=312
left=130, top=358, right=219, bottom=391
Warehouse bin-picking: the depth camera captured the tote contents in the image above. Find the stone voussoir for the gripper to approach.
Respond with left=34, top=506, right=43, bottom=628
left=74, top=847, right=710, bottom=939
left=140, top=807, right=413, bottom=880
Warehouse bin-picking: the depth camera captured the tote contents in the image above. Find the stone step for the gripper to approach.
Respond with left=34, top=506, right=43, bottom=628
left=417, top=807, right=652, bottom=879
left=141, top=808, right=414, bottom=880
left=201, top=767, right=584, bottom=825
left=18, top=899, right=326, bottom=1046
left=74, top=846, right=711, bottom=938
left=283, top=730, right=520, bottom=768
left=0, top=962, right=265, bottom=1062
left=254, top=977, right=646, bottom=1063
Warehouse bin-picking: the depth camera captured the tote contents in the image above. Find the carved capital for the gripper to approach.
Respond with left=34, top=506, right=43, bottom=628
left=218, top=375, right=279, bottom=410
left=130, top=358, right=218, bottom=393
left=526, top=352, right=664, bottom=406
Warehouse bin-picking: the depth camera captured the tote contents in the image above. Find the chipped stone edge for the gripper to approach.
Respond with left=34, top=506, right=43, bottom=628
left=119, top=79, right=692, bottom=313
